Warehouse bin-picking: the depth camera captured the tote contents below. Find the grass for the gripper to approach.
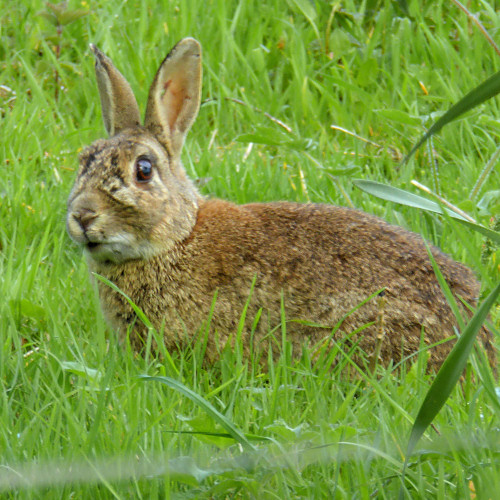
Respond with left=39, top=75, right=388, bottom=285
left=1, top=0, right=499, bottom=497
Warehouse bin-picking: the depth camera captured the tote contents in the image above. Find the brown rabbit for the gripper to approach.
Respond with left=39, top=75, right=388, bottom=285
left=67, top=38, right=495, bottom=371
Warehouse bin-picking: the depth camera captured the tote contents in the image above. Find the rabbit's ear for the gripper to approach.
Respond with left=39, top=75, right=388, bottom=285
left=90, top=44, right=141, bottom=136
left=145, top=38, right=202, bottom=159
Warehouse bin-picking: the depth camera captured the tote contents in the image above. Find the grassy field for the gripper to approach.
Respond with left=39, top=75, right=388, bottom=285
left=1, top=0, right=499, bottom=498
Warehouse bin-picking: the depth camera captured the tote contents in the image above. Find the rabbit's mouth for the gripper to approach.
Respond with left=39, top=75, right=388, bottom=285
left=86, top=241, right=109, bottom=259
left=82, top=234, right=160, bottom=264
left=84, top=240, right=118, bottom=263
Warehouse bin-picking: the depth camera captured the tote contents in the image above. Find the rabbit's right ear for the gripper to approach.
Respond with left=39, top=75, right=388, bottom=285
left=90, top=44, right=141, bottom=136
left=144, top=38, right=202, bottom=160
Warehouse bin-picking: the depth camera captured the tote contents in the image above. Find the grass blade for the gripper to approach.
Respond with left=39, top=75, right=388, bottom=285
left=93, top=273, right=180, bottom=376
left=93, top=273, right=154, bottom=329
left=469, top=144, right=500, bottom=200
left=454, top=218, right=500, bottom=245
left=353, top=179, right=500, bottom=244
left=140, top=375, right=256, bottom=452
left=399, top=282, right=500, bottom=496
left=404, top=70, right=500, bottom=162
left=424, top=243, right=465, bottom=331
left=409, top=283, right=499, bottom=449
left=353, top=179, right=467, bottom=219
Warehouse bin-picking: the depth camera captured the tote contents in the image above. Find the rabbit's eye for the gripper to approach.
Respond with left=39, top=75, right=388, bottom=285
left=136, top=157, right=153, bottom=182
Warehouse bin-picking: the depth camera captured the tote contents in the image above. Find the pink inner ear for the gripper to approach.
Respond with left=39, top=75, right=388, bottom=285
left=163, top=78, right=188, bottom=132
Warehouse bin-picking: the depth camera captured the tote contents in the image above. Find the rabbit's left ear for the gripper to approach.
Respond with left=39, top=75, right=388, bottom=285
left=90, top=44, right=141, bottom=136
left=145, top=38, right=202, bottom=159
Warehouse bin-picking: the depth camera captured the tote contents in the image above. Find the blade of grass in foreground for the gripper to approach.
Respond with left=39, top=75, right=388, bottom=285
left=140, top=375, right=257, bottom=453
left=404, top=70, right=500, bottom=162
left=93, top=274, right=154, bottom=328
left=93, top=273, right=180, bottom=377
left=353, top=179, right=500, bottom=244
left=399, top=282, right=500, bottom=498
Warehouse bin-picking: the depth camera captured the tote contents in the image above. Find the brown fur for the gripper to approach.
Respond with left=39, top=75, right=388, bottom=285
left=67, top=38, right=496, bottom=372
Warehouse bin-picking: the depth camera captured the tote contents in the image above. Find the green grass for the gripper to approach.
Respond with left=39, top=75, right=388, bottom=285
left=1, top=0, right=499, bottom=498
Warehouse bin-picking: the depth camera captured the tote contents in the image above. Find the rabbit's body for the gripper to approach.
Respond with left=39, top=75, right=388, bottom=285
left=92, top=197, right=485, bottom=369
left=67, top=38, right=495, bottom=370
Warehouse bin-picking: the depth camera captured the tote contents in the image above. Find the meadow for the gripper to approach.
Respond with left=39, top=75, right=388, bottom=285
left=1, top=0, right=499, bottom=498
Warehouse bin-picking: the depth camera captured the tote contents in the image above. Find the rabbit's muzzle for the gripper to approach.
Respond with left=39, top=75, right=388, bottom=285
left=67, top=191, right=115, bottom=261
left=67, top=192, right=101, bottom=243
left=72, top=207, right=98, bottom=233
left=67, top=192, right=163, bottom=264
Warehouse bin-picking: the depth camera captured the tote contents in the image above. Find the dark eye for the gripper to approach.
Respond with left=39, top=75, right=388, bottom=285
left=135, top=156, right=153, bottom=182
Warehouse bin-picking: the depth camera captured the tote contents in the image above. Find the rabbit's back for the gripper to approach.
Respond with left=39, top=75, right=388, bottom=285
left=93, top=199, right=493, bottom=369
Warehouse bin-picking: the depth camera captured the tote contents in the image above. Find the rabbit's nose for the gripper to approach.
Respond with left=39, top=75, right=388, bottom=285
left=73, top=208, right=98, bottom=231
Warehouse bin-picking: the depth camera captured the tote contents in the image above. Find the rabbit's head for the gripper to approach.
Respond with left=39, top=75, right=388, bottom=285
left=67, top=39, right=202, bottom=264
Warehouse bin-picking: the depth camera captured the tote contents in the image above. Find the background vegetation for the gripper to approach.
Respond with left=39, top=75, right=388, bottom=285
left=1, top=0, right=499, bottom=497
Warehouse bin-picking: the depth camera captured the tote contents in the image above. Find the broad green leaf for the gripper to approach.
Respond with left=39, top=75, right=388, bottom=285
left=353, top=179, right=500, bottom=244
left=60, top=361, right=102, bottom=384
left=140, top=375, right=256, bottom=452
left=405, top=70, right=500, bottom=161
left=400, top=282, right=500, bottom=496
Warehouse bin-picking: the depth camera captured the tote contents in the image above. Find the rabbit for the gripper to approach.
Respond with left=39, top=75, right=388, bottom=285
left=66, top=38, right=496, bottom=371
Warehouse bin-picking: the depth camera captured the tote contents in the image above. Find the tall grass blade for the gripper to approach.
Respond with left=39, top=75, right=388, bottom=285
left=469, top=144, right=500, bottom=201
left=353, top=179, right=467, bottom=219
left=404, top=70, right=500, bottom=162
left=353, top=179, right=500, bottom=244
left=455, top=218, right=500, bottom=245
left=399, top=282, right=500, bottom=497
left=93, top=273, right=180, bottom=376
left=93, top=273, right=154, bottom=329
left=140, top=375, right=256, bottom=453
left=425, top=243, right=465, bottom=331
